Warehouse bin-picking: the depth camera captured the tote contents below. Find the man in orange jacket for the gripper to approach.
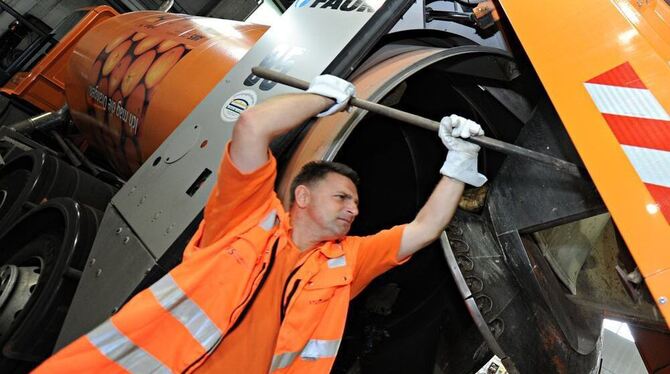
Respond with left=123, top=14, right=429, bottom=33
left=35, top=75, right=486, bottom=373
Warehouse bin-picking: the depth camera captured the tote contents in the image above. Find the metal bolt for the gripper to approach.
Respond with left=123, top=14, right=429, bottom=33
left=128, top=186, right=137, bottom=196
left=151, top=211, right=162, bottom=223
left=115, top=227, right=123, bottom=235
left=660, top=296, right=668, bottom=304
left=166, top=224, right=175, bottom=233
left=89, top=258, right=96, bottom=266
left=138, top=194, right=148, bottom=206
left=123, top=236, right=130, bottom=244
left=95, top=269, right=102, bottom=277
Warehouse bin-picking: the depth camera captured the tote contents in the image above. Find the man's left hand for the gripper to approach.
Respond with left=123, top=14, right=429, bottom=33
left=438, top=114, right=487, bottom=187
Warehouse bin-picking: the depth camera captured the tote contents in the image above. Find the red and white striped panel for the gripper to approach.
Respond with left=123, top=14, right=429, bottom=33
left=584, top=62, right=670, bottom=223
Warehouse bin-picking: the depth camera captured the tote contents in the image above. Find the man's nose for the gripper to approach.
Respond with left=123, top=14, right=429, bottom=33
left=346, top=203, right=359, bottom=217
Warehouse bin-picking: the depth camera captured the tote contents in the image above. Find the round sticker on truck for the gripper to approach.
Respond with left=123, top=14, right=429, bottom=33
left=221, top=89, right=257, bottom=122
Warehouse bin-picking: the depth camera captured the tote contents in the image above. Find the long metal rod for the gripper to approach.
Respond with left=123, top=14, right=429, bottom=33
left=251, top=66, right=583, bottom=177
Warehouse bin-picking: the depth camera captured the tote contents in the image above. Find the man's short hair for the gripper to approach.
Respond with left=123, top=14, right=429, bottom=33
left=290, top=161, right=360, bottom=205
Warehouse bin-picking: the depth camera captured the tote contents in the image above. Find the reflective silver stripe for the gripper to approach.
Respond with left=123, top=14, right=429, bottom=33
left=260, top=210, right=278, bottom=231
left=270, top=351, right=299, bottom=372
left=300, top=339, right=341, bottom=360
left=327, top=255, right=346, bottom=269
left=150, top=273, right=221, bottom=350
left=87, top=319, right=170, bottom=373
left=269, top=339, right=341, bottom=372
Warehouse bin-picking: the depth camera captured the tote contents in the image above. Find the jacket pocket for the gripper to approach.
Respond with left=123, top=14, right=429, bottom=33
left=303, top=264, right=353, bottom=305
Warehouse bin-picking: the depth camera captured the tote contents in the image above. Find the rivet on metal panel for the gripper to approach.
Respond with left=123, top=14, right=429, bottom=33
left=89, top=258, right=96, bottom=266
left=123, top=236, right=130, bottom=244
left=166, top=224, right=175, bottom=234
left=95, top=269, right=102, bottom=277
left=115, top=227, right=123, bottom=235
left=151, top=211, right=162, bottom=222
left=128, top=186, right=137, bottom=196
left=660, top=296, right=668, bottom=304
left=138, top=194, right=148, bottom=207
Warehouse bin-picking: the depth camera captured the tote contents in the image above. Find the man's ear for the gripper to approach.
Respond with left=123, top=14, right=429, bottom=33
left=294, top=185, right=311, bottom=208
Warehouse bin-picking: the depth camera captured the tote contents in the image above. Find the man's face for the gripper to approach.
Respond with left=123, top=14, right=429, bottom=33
left=304, top=172, right=359, bottom=240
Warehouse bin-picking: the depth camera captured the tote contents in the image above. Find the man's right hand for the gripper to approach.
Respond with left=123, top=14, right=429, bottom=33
left=438, top=114, right=487, bottom=187
left=306, top=75, right=356, bottom=117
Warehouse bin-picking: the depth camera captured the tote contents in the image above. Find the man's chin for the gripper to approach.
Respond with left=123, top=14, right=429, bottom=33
left=331, top=227, right=350, bottom=239
left=338, top=223, right=352, bottom=235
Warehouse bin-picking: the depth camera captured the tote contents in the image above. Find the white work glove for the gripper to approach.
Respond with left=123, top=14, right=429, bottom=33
left=439, top=114, right=488, bottom=187
left=306, top=74, right=356, bottom=117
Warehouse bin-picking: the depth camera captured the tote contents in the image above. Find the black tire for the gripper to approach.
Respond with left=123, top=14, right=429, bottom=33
left=0, top=198, right=101, bottom=372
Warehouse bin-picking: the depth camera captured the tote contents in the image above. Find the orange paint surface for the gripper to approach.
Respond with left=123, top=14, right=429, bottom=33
left=499, top=0, right=670, bottom=325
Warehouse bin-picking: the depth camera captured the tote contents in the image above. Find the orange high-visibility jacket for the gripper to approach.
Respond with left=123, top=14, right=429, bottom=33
left=35, top=145, right=407, bottom=373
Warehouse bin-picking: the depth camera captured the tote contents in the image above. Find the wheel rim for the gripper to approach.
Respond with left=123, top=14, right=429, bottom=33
left=0, top=263, right=41, bottom=338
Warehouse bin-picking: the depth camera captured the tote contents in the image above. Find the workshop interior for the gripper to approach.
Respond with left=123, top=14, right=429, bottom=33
left=0, top=0, right=668, bottom=372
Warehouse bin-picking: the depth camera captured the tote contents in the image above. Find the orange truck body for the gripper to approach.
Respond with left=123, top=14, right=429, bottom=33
left=499, top=0, right=670, bottom=327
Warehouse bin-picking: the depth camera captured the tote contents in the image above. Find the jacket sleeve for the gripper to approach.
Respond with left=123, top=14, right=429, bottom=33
left=198, top=142, right=278, bottom=247
left=349, top=224, right=408, bottom=298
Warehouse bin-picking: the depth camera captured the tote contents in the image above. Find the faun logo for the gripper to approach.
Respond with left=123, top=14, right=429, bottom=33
left=294, top=0, right=375, bottom=12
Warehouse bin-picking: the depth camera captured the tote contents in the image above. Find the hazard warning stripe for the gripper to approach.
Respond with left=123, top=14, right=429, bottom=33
left=584, top=62, right=670, bottom=223
left=584, top=83, right=670, bottom=121
left=602, top=114, right=670, bottom=152
left=584, top=60, right=646, bottom=89
left=620, top=145, right=670, bottom=188
left=646, top=183, right=670, bottom=220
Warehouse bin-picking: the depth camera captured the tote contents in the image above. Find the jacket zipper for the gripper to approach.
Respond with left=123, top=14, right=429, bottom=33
left=182, top=238, right=279, bottom=373
left=280, top=265, right=303, bottom=322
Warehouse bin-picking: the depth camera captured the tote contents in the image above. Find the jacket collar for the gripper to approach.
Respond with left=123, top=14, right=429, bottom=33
left=317, top=240, right=345, bottom=259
